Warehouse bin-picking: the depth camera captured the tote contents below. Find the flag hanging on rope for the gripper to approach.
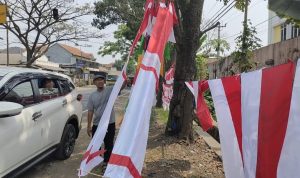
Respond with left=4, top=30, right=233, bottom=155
left=104, top=3, right=177, bottom=178
left=78, top=64, right=127, bottom=177
left=185, top=81, right=214, bottom=131
left=208, top=61, right=300, bottom=178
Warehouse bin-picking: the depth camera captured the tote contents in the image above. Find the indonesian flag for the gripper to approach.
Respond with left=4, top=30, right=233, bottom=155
left=162, top=64, right=175, bottom=110
left=104, top=3, right=176, bottom=178
left=130, top=0, right=178, bottom=56
left=78, top=65, right=127, bottom=177
left=129, top=0, right=154, bottom=56
left=185, top=81, right=214, bottom=131
left=209, top=61, right=300, bottom=178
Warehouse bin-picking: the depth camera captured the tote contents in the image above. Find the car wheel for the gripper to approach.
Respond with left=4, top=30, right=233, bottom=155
left=55, top=124, right=76, bottom=160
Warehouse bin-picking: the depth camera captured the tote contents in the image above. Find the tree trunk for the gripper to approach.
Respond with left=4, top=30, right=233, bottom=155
left=156, top=76, right=164, bottom=108
left=26, top=50, right=35, bottom=67
left=166, top=0, right=204, bottom=142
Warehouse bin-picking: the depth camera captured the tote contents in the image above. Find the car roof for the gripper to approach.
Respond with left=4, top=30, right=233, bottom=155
left=0, top=66, right=71, bottom=80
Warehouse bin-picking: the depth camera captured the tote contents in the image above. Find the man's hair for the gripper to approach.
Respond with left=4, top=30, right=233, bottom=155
left=41, top=78, right=52, bottom=87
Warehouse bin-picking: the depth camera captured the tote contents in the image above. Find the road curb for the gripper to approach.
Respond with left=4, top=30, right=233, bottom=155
left=193, top=122, right=222, bottom=160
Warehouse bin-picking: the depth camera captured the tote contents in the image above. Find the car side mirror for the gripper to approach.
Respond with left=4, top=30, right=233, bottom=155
left=77, top=94, right=83, bottom=101
left=0, top=102, right=24, bottom=118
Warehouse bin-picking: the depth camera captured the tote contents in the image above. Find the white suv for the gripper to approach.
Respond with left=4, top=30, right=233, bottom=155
left=0, top=67, right=83, bottom=177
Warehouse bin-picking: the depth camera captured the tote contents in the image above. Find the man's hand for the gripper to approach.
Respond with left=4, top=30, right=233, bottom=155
left=87, top=111, right=94, bottom=137
left=87, top=126, right=92, bottom=137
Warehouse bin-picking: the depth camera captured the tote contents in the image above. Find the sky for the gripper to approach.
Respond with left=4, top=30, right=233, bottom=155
left=203, top=0, right=269, bottom=55
left=0, top=0, right=269, bottom=64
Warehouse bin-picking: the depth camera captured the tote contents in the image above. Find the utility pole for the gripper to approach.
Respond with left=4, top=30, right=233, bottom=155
left=217, top=23, right=226, bottom=59
left=1, top=2, right=9, bottom=66
left=241, top=0, right=249, bottom=62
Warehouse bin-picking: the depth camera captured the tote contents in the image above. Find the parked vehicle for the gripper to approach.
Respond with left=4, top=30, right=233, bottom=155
left=0, top=67, right=83, bottom=177
left=106, top=74, right=118, bottom=86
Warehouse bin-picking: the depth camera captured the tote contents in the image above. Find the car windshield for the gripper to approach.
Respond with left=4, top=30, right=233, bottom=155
left=0, top=76, right=3, bottom=81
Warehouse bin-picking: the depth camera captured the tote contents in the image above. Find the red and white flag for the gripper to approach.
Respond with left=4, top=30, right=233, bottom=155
left=129, top=0, right=154, bottom=56
left=78, top=65, right=127, bottom=177
left=104, top=3, right=176, bottom=178
left=162, top=64, right=175, bottom=110
left=185, top=81, right=214, bottom=131
left=208, top=61, right=300, bottom=178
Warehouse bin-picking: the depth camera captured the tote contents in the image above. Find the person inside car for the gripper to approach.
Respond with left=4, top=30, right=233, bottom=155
left=40, top=79, right=58, bottom=96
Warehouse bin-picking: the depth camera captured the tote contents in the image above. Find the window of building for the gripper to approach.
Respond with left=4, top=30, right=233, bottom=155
left=2, top=81, right=35, bottom=106
left=291, top=25, right=300, bottom=38
left=281, top=24, right=287, bottom=41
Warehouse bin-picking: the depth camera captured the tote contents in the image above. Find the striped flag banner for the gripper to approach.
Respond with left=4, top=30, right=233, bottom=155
left=104, top=3, right=176, bottom=178
left=185, top=81, right=214, bottom=131
left=208, top=60, right=300, bottom=178
left=78, top=64, right=127, bottom=177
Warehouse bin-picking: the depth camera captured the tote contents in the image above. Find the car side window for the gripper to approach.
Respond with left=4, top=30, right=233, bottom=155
left=58, top=80, right=72, bottom=96
left=38, top=78, right=60, bottom=101
left=2, top=81, right=35, bottom=106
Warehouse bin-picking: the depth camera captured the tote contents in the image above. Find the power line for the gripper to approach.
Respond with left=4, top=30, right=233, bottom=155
left=205, top=1, right=219, bottom=18
left=202, top=0, right=234, bottom=30
left=223, top=0, right=265, bottom=26
left=223, top=15, right=277, bottom=40
left=209, top=2, right=235, bottom=29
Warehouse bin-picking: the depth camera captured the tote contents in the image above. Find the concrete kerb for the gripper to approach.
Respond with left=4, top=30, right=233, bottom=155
left=193, top=122, right=222, bottom=160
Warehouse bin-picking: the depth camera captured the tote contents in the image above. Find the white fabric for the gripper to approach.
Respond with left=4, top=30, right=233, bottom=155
left=208, top=79, right=245, bottom=178
left=241, top=70, right=262, bottom=178
left=185, top=81, right=198, bottom=106
left=78, top=66, right=126, bottom=177
left=142, top=51, right=161, bottom=79
left=277, top=60, right=300, bottom=178
left=104, top=68, right=157, bottom=178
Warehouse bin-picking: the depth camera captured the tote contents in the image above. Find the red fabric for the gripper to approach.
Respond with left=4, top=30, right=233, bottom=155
left=171, top=2, right=178, bottom=25
left=146, top=4, right=174, bottom=61
left=222, top=75, right=243, bottom=161
left=122, top=70, right=127, bottom=80
left=129, top=0, right=153, bottom=56
left=82, top=145, right=106, bottom=164
left=256, top=62, right=295, bottom=178
left=197, top=81, right=214, bottom=131
left=109, top=154, right=141, bottom=178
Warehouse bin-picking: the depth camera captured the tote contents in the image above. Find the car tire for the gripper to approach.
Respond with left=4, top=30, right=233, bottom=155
left=55, top=124, right=76, bottom=160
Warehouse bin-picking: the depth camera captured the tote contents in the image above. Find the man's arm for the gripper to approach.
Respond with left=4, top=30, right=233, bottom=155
left=87, top=111, right=93, bottom=137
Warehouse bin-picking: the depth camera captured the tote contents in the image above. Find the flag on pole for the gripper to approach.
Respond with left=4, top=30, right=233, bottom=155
left=185, top=81, right=214, bottom=131
left=104, top=3, right=176, bottom=178
left=208, top=61, right=300, bottom=178
left=78, top=64, right=127, bottom=177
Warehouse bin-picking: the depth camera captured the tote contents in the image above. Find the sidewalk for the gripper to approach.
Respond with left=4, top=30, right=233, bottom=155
left=142, top=108, right=225, bottom=177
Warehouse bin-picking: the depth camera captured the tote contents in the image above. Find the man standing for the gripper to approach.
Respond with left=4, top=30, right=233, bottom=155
left=87, top=74, right=116, bottom=168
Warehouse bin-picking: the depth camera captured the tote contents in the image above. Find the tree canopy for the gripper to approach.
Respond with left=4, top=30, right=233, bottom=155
left=0, top=0, right=100, bottom=66
left=93, top=0, right=144, bottom=59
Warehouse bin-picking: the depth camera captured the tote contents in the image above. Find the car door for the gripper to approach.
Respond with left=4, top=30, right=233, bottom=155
left=34, top=77, right=69, bottom=149
left=58, top=79, right=82, bottom=119
left=0, top=79, right=44, bottom=176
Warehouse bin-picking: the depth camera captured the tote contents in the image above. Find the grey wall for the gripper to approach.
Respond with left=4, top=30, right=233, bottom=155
left=46, top=44, right=76, bottom=65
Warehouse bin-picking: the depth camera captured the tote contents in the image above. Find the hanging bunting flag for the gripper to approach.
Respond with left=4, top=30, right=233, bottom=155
left=129, top=0, right=154, bottom=56
left=208, top=61, right=299, bottom=178
left=104, top=3, right=177, bottom=178
left=162, top=63, right=175, bottom=110
left=78, top=63, right=127, bottom=177
left=185, top=80, right=214, bottom=131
